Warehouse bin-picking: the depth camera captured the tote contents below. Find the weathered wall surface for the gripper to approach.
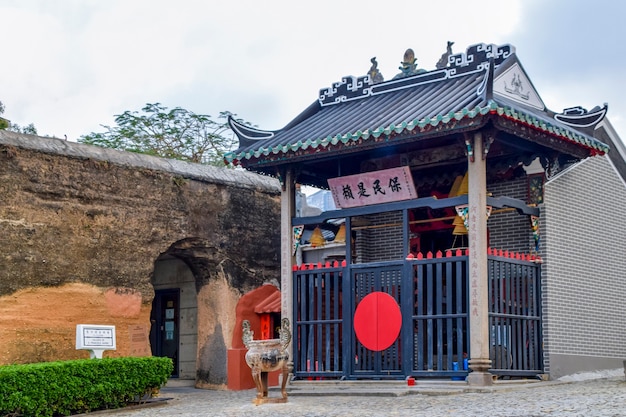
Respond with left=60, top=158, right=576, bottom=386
left=0, top=130, right=281, bottom=371
left=0, top=283, right=148, bottom=363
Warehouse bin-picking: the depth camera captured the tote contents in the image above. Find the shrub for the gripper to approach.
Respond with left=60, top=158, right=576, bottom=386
left=0, top=356, right=173, bottom=417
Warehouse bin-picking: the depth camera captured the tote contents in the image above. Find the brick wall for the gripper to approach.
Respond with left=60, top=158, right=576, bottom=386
left=542, top=156, right=626, bottom=376
left=353, top=174, right=538, bottom=263
left=355, top=211, right=404, bottom=262
left=487, top=176, right=536, bottom=253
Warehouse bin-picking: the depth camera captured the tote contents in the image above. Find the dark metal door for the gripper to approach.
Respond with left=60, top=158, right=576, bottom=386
left=409, top=254, right=469, bottom=378
left=349, top=263, right=404, bottom=379
left=293, top=264, right=345, bottom=380
left=488, top=254, right=543, bottom=376
left=292, top=252, right=541, bottom=381
left=150, top=289, right=180, bottom=377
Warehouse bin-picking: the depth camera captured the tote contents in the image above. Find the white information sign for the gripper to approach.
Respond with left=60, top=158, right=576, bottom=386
left=76, top=324, right=116, bottom=359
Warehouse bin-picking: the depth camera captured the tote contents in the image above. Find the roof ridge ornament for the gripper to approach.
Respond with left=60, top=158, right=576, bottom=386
left=367, top=57, right=384, bottom=84
left=393, top=48, right=427, bottom=79
left=447, top=43, right=514, bottom=76
left=476, top=59, right=494, bottom=98
left=227, top=116, right=276, bottom=149
left=318, top=43, right=515, bottom=107
left=435, top=41, right=455, bottom=69
left=554, top=104, right=608, bottom=129
left=225, top=43, right=611, bottom=168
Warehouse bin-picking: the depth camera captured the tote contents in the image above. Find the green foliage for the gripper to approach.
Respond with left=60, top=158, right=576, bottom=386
left=79, top=103, right=245, bottom=166
left=0, top=100, right=8, bottom=130
left=9, top=122, right=38, bottom=135
left=0, top=356, right=173, bottom=417
left=0, top=100, right=37, bottom=133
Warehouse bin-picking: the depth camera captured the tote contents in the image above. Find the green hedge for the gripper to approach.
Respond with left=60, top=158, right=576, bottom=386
left=0, top=356, right=173, bottom=417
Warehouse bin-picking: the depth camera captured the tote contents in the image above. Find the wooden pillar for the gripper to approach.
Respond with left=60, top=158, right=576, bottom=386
left=466, top=131, right=493, bottom=386
left=280, top=168, right=295, bottom=363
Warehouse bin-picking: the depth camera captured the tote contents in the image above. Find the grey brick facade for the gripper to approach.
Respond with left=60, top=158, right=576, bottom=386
left=355, top=211, right=404, bottom=263
left=487, top=176, right=536, bottom=253
left=542, top=155, right=626, bottom=378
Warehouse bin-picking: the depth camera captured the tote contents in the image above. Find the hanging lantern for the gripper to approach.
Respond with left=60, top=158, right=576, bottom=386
left=309, top=226, right=326, bottom=247
left=449, top=173, right=469, bottom=235
left=449, top=172, right=468, bottom=197
left=452, top=217, right=468, bottom=235
left=452, top=205, right=492, bottom=236
left=333, top=224, right=346, bottom=244
left=448, top=174, right=465, bottom=198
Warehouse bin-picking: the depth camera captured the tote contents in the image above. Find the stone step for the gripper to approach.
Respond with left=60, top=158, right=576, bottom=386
left=282, top=377, right=548, bottom=397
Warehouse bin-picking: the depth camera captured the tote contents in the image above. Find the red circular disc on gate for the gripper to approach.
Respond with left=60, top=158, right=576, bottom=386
left=353, top=291, right=402, bottom=351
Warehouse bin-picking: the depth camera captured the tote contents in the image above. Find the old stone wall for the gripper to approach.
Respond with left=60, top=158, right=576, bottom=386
left=0, top=130, right=281, bottom=372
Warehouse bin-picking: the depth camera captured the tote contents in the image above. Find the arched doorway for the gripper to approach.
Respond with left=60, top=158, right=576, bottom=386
left=150, top=237, right=280, bottom=387
left=150, top=254, right=197, bottom=380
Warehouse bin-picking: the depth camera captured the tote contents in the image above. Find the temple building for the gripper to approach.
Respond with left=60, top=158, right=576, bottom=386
left=225, top=43, right=626, bottom=384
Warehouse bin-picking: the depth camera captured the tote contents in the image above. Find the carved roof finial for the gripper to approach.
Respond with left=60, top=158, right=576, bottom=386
left=436, top=41, right=455, bottom=69
left=403, top=48, right=415, bottom=66
left=393, top=48, right=426, bottom=79
left=367, top=57, right=384, bottom=84
left=400, top=48, right=416, bottom=75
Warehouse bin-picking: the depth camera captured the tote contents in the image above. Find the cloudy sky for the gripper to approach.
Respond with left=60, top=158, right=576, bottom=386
left=1, top=0, right=625, bottom=146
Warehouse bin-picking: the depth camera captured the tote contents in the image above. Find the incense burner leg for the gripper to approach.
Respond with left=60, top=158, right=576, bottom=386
left=280, top=362, right=292, bottom=399
left=260, top=371, right=269, bottom=398
left=251, top=367, right=264, bottom=399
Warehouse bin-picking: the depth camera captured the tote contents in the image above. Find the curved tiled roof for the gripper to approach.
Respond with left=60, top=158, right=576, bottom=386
left=254, top=290, right=281, bottom=314
left=225, top=43, right=609, bottom=167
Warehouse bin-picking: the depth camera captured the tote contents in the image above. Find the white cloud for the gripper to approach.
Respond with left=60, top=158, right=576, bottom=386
left=1, top=0, right=623, bottom=144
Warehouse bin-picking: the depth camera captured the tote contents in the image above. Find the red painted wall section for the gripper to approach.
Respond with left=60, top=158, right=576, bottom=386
left=227, top=284, right=281, bottom=390
left=231, top=284, right=280, bottom=348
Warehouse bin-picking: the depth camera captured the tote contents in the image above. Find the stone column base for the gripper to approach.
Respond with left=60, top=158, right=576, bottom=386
left=467, top=371, right=494, bottom=386
left=467, top=358, right=493, bottom=386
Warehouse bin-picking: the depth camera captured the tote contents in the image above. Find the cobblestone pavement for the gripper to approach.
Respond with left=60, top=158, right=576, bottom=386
left=106, top=376, right=626, bottom=417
